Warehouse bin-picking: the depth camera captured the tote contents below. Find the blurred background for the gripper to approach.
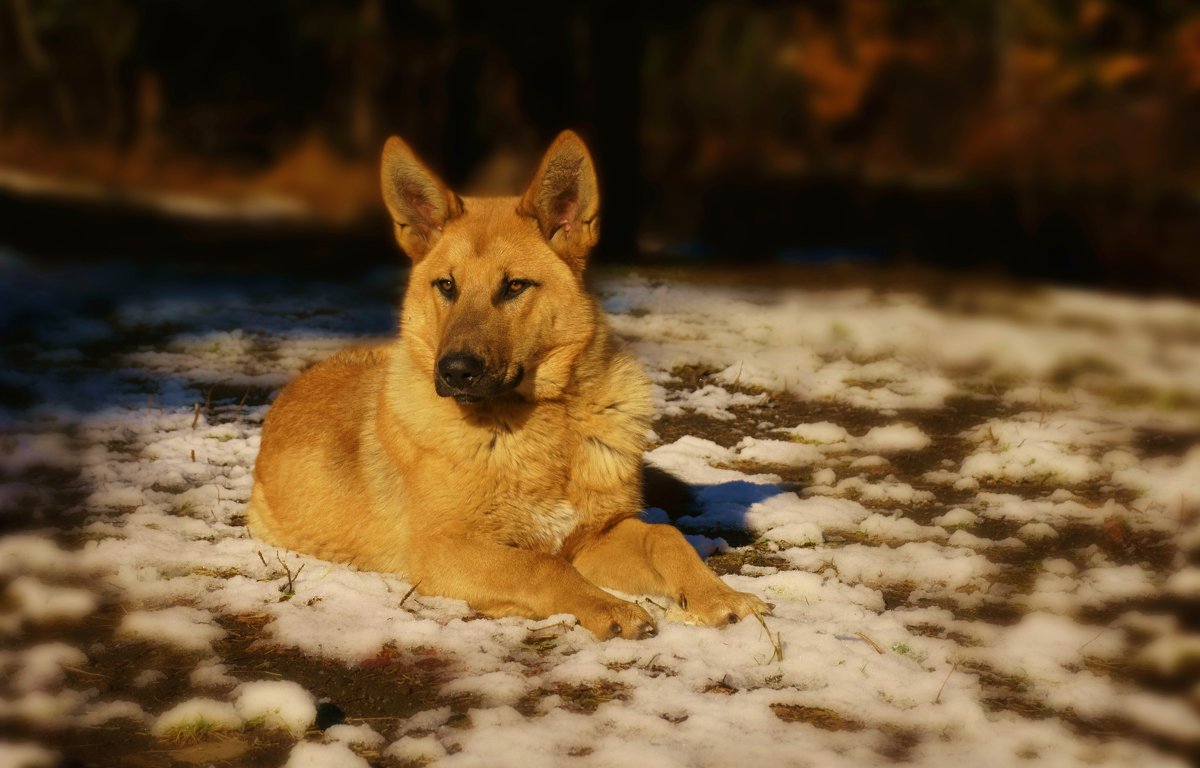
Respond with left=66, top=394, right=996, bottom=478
left=2, top=0, right=1200, bottom=294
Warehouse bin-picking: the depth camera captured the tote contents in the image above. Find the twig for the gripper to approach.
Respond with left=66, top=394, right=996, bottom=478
left=257, top=551, right=269, bottom=568
left=191, top=401, right=201, bottom=429
left=274, top=552, right=303, bottom=597
left=855, top=631, right=884, bottom=654
left=933, top=662, right=958, bottom=704
left=399, top=582, right=420, bottom=608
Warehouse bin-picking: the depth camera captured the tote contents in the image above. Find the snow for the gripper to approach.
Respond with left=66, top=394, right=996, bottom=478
left=116, top=606, right=226, bottom=654
left=1, top=643, right=87, bottom=694
left=1, top=260, right=1197, bottom=766
left=932, top=508, right=978, bottom=527
left=4, top=578, right=98, bottom=627
left=150, top=698, right=242, bottom=737
left=283, top=741, right=372, bottom=768
left=75, top=700, right=146, bottom=727
left=234, top=680, right=316, bottom=736
left=856, top=423, right=931, bottom=453
left=0, top=742, right=58, bottom=768
left=384, top=734, right=449, bottom=763
left=324, top=723, right=386, bottom=748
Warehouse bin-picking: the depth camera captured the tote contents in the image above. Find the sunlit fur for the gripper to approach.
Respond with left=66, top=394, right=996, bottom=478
left=247, top=131, right=768, bottom=639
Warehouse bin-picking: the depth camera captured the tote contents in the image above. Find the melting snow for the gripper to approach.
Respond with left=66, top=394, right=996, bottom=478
left=1, top=261, right=1197, bottom=766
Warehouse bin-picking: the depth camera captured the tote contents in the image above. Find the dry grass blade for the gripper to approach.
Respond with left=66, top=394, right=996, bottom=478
left=855, top=631, right=884, bottom=654
left=934, top=662, right=958, bottom=704
left=754, top=611, right=784, bottom=663
left=530, top=619, right=572, bottom=635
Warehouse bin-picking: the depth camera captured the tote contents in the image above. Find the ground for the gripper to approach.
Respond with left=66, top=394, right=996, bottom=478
left=0, top=254, right=1198, bottom=767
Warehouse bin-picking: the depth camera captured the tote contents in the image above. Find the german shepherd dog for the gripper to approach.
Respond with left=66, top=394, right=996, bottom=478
left=247, top=131, right=768, bottom=639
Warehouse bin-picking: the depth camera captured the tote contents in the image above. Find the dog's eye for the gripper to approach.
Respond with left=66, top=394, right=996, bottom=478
left=502, top=279, right=532, bottom=300
left=433, top=278, right=456, bottom=299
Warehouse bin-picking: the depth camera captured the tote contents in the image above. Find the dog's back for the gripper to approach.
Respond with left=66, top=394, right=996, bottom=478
left=247, top=345, right=401, bottom=564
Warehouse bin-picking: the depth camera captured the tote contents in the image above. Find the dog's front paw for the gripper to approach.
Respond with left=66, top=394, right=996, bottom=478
left=577, top=598, right=657, bottom=640
left=679, top=586, right=771, bottom=627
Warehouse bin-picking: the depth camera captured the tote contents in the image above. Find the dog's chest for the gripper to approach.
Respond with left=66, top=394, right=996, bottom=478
left=524, top=500, right=580, bottom=553
left=478, top=427, right=587, bottom=554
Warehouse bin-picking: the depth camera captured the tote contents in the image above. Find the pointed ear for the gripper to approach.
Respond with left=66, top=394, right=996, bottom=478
left=380, top=136, right=462, bottom=261
left=519, top=130, right=600, bottom=269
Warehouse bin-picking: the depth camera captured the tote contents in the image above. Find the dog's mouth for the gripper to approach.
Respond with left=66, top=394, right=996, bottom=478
left=435, top=360, right=524, bottom=404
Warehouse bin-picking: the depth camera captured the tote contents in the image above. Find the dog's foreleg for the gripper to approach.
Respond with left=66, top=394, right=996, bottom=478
left=407, top=538, right=656, bottom=640
left=572, top=518, right=770, bottom=627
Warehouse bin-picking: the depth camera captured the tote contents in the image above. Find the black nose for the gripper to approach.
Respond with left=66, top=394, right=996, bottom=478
left=437, top=353, right=485, bottom=391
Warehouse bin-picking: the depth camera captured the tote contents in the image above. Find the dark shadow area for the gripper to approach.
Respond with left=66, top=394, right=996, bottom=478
left=1, top=1, right=1198, bottom=294
left=644, top=464, right=791, bottom=548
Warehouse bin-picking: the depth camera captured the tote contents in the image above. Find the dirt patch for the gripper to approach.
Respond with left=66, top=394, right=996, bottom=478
left=770, top=703, right=863, bottom=731
left=0, top=600, right=456, bottom=768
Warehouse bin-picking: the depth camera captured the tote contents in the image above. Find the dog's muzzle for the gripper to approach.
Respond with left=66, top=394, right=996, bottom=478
left=435, top=353, right=522, bottom=403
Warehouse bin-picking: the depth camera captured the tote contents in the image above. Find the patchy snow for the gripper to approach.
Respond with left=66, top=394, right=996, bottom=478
left=234, top=680, right=316, bottom=736
left=384, top=734, right=449, bottom=763
left=0, top=742, right=58, bottom=768
left=150, top=698, right=242, bottom=737
left=324, top=722, right=386, bottom=748
left=116, top=606, right=226, bottom=654
left=0, top=643, right=87, bottom=694
left=4, top=578, right=98, bottom=628
left=856, top=423, right=931, bottom=453
left=283, top=741, right=372, bottom=768
left=1, top=261, right=1197, bottom=766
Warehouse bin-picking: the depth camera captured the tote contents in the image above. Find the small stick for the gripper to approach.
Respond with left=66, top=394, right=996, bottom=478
left=192, top=401, right=201, bottom=429
left=855, top=631, right=884, bottom=654
left=399, top=582, right=420, bottom=608
left=274, top=552, right=304, bottom=594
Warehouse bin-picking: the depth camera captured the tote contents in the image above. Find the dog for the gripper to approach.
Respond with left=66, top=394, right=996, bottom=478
left=246, top=130, right=768, bottom=639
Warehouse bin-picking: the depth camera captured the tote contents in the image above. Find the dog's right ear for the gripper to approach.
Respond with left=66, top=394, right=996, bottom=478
left=380, top=137, right=463, bottom=261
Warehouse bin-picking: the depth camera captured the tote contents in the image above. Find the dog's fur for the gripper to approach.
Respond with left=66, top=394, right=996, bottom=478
left=247, top=131, right=767, bottom=639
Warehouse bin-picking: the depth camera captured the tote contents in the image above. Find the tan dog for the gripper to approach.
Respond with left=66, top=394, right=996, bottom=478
left=247, top=131, right=768, bottom=639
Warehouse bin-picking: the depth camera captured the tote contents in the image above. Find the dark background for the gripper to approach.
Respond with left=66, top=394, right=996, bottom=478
left=2, top=0, right=1200, bottom=294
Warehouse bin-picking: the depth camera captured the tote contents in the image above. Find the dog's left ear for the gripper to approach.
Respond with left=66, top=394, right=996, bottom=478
left=519, top=130, right=600, bottom=270
left=381, top=136, right=463, bottom=261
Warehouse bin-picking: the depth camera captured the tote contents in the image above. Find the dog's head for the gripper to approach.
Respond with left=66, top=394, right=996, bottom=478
left=382, top=131, right=602, bottom=404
